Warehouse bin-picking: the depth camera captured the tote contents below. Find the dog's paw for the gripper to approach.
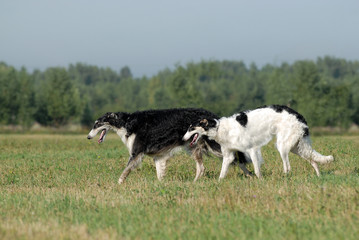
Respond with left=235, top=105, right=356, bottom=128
left=245, top=172, right=254, bottom=178
left=118, top=178, right=125, bottom=185
left=327, top=155, right=334, bottom=163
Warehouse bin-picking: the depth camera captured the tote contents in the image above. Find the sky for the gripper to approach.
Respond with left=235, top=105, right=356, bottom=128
left=1, top=0, right=359, bottom=77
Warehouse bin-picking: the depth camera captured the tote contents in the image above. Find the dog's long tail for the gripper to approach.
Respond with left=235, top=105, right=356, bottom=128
left=295, top=136, right=334, bottom=164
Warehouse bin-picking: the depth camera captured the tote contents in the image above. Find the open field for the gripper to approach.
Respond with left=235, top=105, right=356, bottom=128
left=0, top=134, right=358, bottom=239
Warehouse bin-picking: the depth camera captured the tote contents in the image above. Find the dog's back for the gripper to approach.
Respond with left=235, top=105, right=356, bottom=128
left=125, top=108, right=219, bottom=154
left=228, top=105, right=309, bottom=141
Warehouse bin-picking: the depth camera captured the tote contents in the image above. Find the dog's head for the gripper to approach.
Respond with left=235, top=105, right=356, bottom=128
left=87, top=112, right=128, bottom=143
left=183, top=118, right=218, bottom=146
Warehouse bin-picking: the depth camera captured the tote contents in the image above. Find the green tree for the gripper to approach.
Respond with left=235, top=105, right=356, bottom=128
left=35, top=68, right=81, bottom=126
left=0, top=63, right=15, bottom=124
left=291, top=61, right=323, bottom=125
left=17, top=67, right=36, bottom=128
left=0, top=65, right=35, bottom=127
left=348, top=75, right=359, bottom=124
left=1, top=58, right=358, bottom=129
left=291, top=61, right=353, bottom=127
left=265, top=64, right=294, bottom=106
left=120, top=66, right=133, bottom=79
left=81, top=102, right=94, bottom=127
left=169, top=65, right=203, bottom=108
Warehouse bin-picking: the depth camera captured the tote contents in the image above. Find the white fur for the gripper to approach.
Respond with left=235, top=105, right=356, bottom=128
left=184, top=107, right=334, bottom=179
left=115, top=128, right=137, bottom=154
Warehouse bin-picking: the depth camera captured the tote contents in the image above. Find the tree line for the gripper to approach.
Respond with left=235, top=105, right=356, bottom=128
left=0, top=56, right=358, bottom=129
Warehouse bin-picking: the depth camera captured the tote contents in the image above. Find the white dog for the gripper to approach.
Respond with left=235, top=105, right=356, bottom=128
left=183, top=105, right=334, bottom=179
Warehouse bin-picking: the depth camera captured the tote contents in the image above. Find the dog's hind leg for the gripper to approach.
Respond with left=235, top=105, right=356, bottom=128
left=310, top=161, right=320, bottom=176
left=277, top=142, right=291, bottom=174
left=154, top=155, right=171, bottom=181
left=277, top=133, right=300, bottom=174
left=219, top=149, right=235, bottom=180
left=118, top=153, right=144, bottom=184
left=291, top=136, right=334, bottom=176
left=291, top=139, right=321, bottom=176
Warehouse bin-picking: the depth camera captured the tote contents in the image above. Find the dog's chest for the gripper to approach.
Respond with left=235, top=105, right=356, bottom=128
left=218, top=119, right=261, bottom=150
left=116, top=128, right=136, bottom=153
left=218, top=120, right=242, bottom=143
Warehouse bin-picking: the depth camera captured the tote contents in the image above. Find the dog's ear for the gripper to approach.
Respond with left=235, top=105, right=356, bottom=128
left=200, top=119, right=208, bottom=127
left=199, top=119, right=211, bottom=130
left=200, top=118, right=218, bottom=130
left=104, top=112, right=112, bottom=121
left=105, top=112, right=119, bottom=126
left=109, top=112, right=118, bottom=119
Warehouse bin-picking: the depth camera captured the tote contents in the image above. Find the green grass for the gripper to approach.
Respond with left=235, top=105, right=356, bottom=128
left=0, top=134, right=358, bottom=239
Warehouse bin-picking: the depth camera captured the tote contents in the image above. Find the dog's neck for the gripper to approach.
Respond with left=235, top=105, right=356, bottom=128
left=206, top=121, right=220, bottom=140
left=114, top=127, right=129, bottom=141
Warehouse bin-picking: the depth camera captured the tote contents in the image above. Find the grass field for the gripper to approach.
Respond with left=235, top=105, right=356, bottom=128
left=0, top=133, right=358, bottom=239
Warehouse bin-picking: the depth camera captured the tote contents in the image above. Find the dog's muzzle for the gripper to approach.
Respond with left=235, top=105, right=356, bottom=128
left=183, top=132, right=192, bottom=141
left=87, top=129, right=99, bottom=139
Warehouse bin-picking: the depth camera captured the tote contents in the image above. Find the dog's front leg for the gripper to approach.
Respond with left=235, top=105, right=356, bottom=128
left=192, top=146, right=205, bottom=182
left=248, top=148, right=263, bottom=178
left=219, top=150, right=235, bottom=180
left=118, top=153, right=144, bottom=184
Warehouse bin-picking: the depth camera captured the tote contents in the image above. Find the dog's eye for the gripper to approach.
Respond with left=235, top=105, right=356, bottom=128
left=94, top=122, right=103, bottom=128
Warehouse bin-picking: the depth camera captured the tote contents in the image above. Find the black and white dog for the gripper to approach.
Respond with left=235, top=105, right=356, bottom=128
left=183, top=105, right=334, bottom=179
left=87, top=108, right=251, bottom=184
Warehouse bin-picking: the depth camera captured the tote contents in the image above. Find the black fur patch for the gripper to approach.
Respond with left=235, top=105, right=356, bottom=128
left=303, top=127, right=309, bottom=137
left=235, top=151, right=248, bottom=164
left=236, top=112, right=248, bottom=127
left=113, top=108, right=220, bottom=156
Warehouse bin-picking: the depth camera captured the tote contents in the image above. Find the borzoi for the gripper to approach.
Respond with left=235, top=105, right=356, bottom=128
left=183, top=105, right=333, bottom=179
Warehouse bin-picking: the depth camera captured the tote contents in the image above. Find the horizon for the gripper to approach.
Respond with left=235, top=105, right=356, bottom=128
left=1, top=55, right=357, bottom=78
